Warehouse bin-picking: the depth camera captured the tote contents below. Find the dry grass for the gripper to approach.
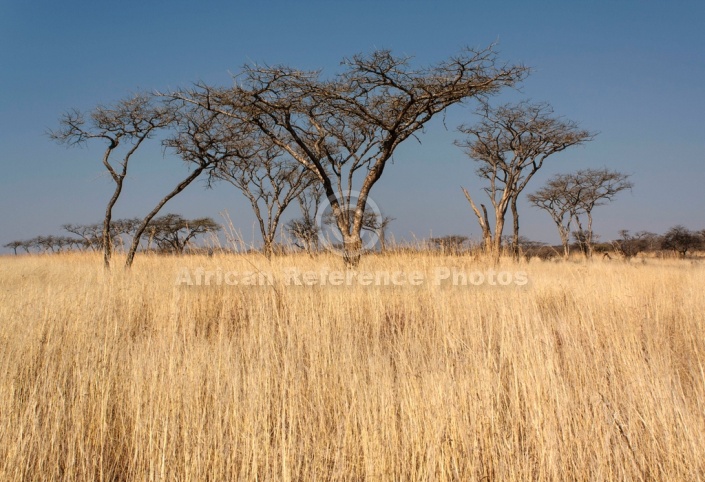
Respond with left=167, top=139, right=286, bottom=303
left=0, top=251, right=704, bottom=481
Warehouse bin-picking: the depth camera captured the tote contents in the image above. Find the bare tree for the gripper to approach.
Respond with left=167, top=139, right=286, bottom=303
left=457, top=101, right=594, bottom=261
left=214, top=140, right=314, bottom=259
left=171, top=46, right=527, bottom=267
left=530, top=168, right=631, bottom=258
left=50, top=93, right=176, bottom=268
left=528, top=172, right=581, bottom=257
left=362, top=213, right=395, bottom=253
left=123, top=103, right=251, bottom=268
left=321, top=208, right=392, bottom=254
left=62, top=223, right=104, bottom=251
left=569, top=168, right=632, bottom=257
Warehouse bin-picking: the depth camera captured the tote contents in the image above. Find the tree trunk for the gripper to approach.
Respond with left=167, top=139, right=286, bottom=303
left=125, top=167, right=204, bottom=269
left=262, top=239, right=274, bottom=260
left=510, top=195, right=520, bottom=259
left=462, top=187, right=492, bottom=252
left=560, top=229, right=570, bottom=258
left=378, top=229, right=386, bottom=253
left=102, top=179, right=124, bottom=269
left=490, top=213, right=505, bottom=264
left=342, top=235, right=362, bottom=269
left=586, top=212, right=594, bottom=259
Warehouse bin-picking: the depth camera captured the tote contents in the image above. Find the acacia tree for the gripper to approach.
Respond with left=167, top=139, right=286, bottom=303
left=214, top=140, right=314, bottom=259
left=530, top=168, right=632, bottom=258
left=145, top=214, right=220, bottom=254
left=528, top=172, right=582, bottom=257
left=50, top=93, right=176, bottom=268
left=457, top=101, right=594, bottom=261
left=172, top=46, right=527, bottom=267
left=570, top=168, right=632, bottom=257
left=62, top=223, right=104, bottom=251
left=661, top=225, right=702, bottom=257
left=430, top=235, right=469, bottom=255
left=321, top=208, right=393, bottom=253
left=364, top=213, right=395, bottom=253
left=123, top=103, right=253, bottom=268
left=612, top=230, right=658, bottom=259
left=3, top=240, right=24, bottom=255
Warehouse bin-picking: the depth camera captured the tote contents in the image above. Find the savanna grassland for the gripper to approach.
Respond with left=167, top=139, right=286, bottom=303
left=0, top=252, right=704, bottom=481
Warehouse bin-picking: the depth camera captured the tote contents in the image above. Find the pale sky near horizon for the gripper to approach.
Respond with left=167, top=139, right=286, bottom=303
left=1, top=1, right=704, bottom=252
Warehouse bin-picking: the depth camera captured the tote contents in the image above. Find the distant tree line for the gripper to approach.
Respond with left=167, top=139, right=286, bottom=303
left=4, top=220, right=703, bottom=260
left=4, top=215, right=219, bottom=255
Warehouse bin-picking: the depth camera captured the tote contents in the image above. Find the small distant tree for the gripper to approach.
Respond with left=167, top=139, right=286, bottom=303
left=661, top=225, right=702, bottom=257
left=286, top=217, right=319, bottom=254
left=50, top=93, right=177, bottom=268
left=612, top=230, right=658, bottom=259
left=528, top=172, right=579, bottom=258
left=570, top=169, right=632, bottom=257
left=17, top=240, right=33, bottom=253
left=287, top=183, right=325, bottom=255
left=322, top=209, right=392, bottom=253
left=458, top=101, right=594, bottom=261
left=362, top=213, right=395, bottom=253
left=31, top=236, right=54, bottom=253
left=4, top=240, right=24, bottom=255
left=430, top=235, right=468, bottom=255
left=146, top=214, right=220, bottom=254
left=530, top=168, right=632, bottom=258
left=62, top=223, right=104, bottom=251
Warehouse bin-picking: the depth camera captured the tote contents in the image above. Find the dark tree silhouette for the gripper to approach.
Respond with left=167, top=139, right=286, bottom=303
left=3, top=240, right=24, bottom=255
left=661, top=225, right=702, bottom=257
left=145, top=214, right=220, bottom=254
left=430, top=235, right=469, bottom=255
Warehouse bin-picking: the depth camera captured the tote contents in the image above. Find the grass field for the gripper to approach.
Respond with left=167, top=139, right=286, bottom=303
left=1, top=252, right=704, bottom=481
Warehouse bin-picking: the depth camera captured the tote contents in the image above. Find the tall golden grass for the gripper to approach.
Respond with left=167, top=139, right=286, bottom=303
left=0, top=252, right=703, bottom=481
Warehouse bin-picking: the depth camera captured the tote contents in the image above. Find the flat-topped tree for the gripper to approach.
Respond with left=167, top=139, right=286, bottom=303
left=529, top=168, right=632, bottom=258
left=144, top=214, right=220, bottom=254
left=173, top=46, right=527, bottom=267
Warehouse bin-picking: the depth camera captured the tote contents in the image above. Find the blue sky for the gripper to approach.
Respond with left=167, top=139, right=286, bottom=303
left=1, top=1, right=704, bottom=251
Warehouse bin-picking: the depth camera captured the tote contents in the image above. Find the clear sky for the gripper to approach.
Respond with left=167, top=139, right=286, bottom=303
left=1, top=0, right=704, bottom=252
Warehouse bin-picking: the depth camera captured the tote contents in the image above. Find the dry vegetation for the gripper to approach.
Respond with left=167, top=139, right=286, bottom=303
left=0, top=252, right=704, bottom=481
